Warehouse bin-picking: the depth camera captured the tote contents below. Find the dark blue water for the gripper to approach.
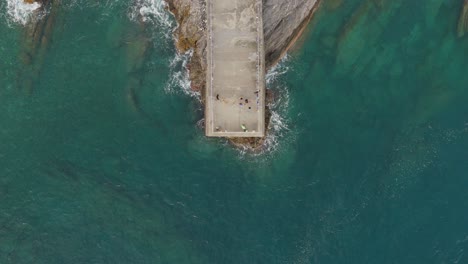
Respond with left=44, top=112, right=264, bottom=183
left=0, top=0, right=467, bottom=263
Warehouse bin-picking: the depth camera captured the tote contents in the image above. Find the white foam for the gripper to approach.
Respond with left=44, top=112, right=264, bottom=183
left=129, top=0, right=173, bottom=30
left=238, top=55, right=295, bottom=157
left=128, top=0, right=198, bottom=99
left=165, top=49, right=201, bottom=100
left=266, top=54, right=290, bottom=85
left=263, top=57, right=293, bottom=150
left=5, top=0, right=41, bottom=25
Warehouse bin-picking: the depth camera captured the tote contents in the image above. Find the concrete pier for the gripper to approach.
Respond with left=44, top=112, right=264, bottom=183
left=205, top=0, right=265, bottom=137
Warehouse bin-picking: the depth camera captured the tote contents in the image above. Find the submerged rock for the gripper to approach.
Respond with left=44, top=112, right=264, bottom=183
left=164, top=0, right=321, bottom=151
left=17, top=0, right=60, bottom=94
left=458, top=0, right=468, bottom=37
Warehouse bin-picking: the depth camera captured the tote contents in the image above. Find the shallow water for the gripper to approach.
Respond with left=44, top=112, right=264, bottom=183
left=1, top=0, right=467, bottom=263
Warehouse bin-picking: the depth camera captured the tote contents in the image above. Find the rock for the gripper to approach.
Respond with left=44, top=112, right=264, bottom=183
left=263, top=0, right=320, bottom=68
left=165, top=0, right=207, bottom=98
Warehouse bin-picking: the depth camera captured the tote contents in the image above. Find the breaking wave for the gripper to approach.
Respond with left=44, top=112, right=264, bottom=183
left=266, top=55, right=290, bottom=84
left=4, top=0, right=42, bottom=26
left=128, top=0, right=197, bottom=99
left=238, top=55, right=296, bottom=157
left=165, top=49, right=201, bottom=99
left=129, top=0, right=174, bottom=30
left=262, top=56, right=294, bottom=153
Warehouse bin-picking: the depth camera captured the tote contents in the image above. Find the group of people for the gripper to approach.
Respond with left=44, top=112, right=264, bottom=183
left=215, top=93, right=253, bottom=110
left=239, top=97, right=252, bottom=110
left=213, top=90, right=261, bottom=132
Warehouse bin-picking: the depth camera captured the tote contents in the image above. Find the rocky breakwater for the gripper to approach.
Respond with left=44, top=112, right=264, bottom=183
left=165, top=0, right=320, bottom=150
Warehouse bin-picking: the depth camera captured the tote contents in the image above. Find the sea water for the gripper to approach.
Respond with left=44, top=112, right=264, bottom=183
left=0, top=0, right=467, bottom=263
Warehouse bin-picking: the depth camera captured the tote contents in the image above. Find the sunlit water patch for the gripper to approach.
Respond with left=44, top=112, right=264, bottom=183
left=384, top=122, right=468, bottom=200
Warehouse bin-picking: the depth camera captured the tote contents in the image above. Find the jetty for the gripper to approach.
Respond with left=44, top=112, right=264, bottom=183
left=205, top=0, right=266, bottom=137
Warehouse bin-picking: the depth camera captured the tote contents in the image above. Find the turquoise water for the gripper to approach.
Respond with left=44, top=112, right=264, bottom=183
left=1, top=0, right=468, bottom=263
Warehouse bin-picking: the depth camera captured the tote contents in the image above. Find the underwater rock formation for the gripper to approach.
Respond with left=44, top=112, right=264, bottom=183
left=457, top=0, right=468, bottom=37
left=17, top=0, right=61, bottom=94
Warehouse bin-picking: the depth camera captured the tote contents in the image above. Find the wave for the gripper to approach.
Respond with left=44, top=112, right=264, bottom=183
left=266, top=54, right=290, bottom=85
left=4, top=0, right=42, bottom=26
left=165, top=49, right=201, bottom=100
left=237, top=55, right=296, bottom=157
left=263, top=56, right=294, bottom=153
left=129, top=0, right=173, bottom=30
left=128, top=0, right=196, bottom=100
left=262, top=55, right=293, bottom=154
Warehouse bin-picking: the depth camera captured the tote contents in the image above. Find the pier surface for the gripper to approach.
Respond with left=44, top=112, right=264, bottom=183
left=205, top=0, right=265, bottom=137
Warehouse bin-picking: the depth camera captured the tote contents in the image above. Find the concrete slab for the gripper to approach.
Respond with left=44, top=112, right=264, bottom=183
left=205, top=0, right=265, bottom=137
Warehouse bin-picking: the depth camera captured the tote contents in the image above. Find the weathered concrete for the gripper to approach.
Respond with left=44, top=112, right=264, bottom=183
left=205, top=0, right=265, bottom=137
